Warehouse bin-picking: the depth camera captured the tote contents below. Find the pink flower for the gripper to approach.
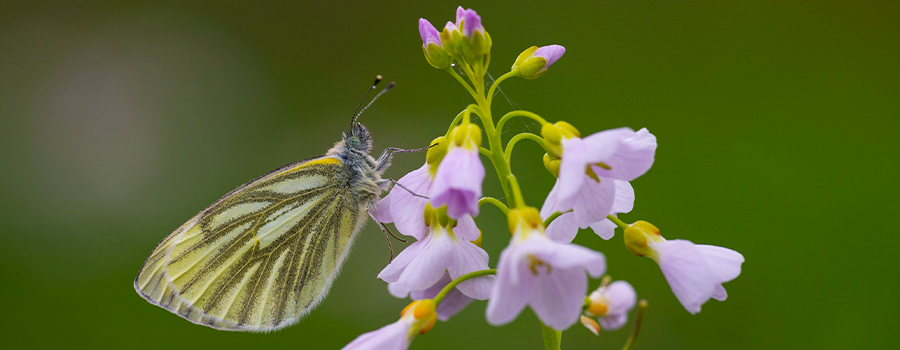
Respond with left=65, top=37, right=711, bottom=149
left=512, top=45, right=567, bottom=79
left=486, top=208, right=606, bottom=330
left=541, top=127, right=655, bottom=241
left=418, top=18, right=442, bottom=48
left=625, top=221, right=744, bottom=314
left=455, top=7, right=483, bottom=38
left=430, top=124, right=484, bottom=219
left=378, top=213, right=493, bottom=303
left=342, top=300, right=436, bottom=350
left=584, top=280, right=637, bottom=331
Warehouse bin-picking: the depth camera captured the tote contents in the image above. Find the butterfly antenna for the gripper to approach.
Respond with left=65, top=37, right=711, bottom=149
left=350, top=75, right=383, bottom=128
left=352, top=80, right=396, bottom=127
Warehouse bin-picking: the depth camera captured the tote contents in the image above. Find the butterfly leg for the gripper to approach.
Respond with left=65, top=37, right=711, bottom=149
left=378, top=178, right=429, bottom=199
left=375, top=144, right=437, bottom=173
left=367, top=209, right=407, bottom=263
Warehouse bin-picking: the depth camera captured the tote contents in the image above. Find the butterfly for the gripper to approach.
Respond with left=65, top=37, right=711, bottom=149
left=134, top=76, right=422, bottom=332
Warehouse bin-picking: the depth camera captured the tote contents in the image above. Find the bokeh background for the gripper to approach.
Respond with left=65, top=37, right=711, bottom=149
left=1, top=1, right=897, bottom=349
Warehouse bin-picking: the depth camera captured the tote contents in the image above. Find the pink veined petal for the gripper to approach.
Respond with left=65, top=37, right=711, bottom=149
left=397, top=232, right=455, bottom=291
left=533, top=45, right=566, bottom=68
left=388, top=282, right=410, bottom=299
left=696, top=244, right=744, bottom=283
left=377, top=240, right=426, bottom=283
left=453, top=215, right=480, bottom=242
left=459, top=8, right=482, bottom=37
left=341, top=320, right=411, bottom=350
left=599, top=312, right=628, bottom=331
left=529, top=266, right=589, bottom=330
left=610, top=180, right=635, bottom=215
left=591, top=128, right=657, bottom=181
left=485, top=245, right=534, bottom=326
left=556, top=138, right=590, bottom=208
left=390, top=164, right=433, bottom=240
left=539, top=179, right=562, bottom=219
left=569, top=175, right=616, bottom=229
left=455, top=6, right=465, bottom=26
left=409, top=273, right=449, bottom=301
left=448, top=240, right=493, bottom=299
left=588, top=219, right=617, bottom=240
left=430, top=148, right=484, bottom=219
left=418, top=18, right=441, bottom=47
left=653, top=239, right=718, bottom=314
left=580, top=127, right=635, bottom=162
left=545, top=212, right=579, bottom=243
left=435, top=286, right=474, bottom=321
left=604, top=281, right=637, bottom=316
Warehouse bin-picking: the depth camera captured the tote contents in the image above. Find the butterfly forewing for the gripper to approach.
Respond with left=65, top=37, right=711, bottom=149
left=135, top=156, right=365, bottom=331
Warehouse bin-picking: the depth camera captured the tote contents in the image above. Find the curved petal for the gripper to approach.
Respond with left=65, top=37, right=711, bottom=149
left=448, top=240, right=493, bottom=299
left=397, top=233, right=455, bottom=291
left=540, top=179, right=562, bottom=219
left=377, top=240, right=425, bottom=282
left=532, top=237, right=606, bottom=277
left=390, top=165, right=433, bottom=239
left=430, top=148, right=484, bottom=219
left=592, top=128, right=657, bottom=181
left=370, top=194, right=393, bottom=223
left=610, top=180, right=635, bottom=215
left=388, top=282, right=410, bottom=299
left=569, top=175, right=616, bottom=228
left=534, top=45, right=566, bottom=68
left=341, top=320, right=411, bottom=350
left=711, top=284, right=728, bottom=301
left=435, top=287, right=474, bottom=321
left=418, top=18, right=441, bottom=47
left=588, top=219, right=617, bottom=240
left=529, top=267, right=588, bottom=330
left=453, top=215, right=480, bottom=242
left=556, top=138, right=590, bottom=208
left=486, top=245, right=534, bottom=326
left=653, top=239, right=717, bottom=314
left=697, top=244, right=744, bottom=283
left=604, top=281, right=637, bottom=316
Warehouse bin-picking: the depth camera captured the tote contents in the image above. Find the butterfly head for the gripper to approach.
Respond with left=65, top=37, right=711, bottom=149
left=345, top=123, right=373, bottom=152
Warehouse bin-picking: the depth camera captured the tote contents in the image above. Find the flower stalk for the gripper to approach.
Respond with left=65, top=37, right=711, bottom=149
left=433, top=269, right=497, bottom=306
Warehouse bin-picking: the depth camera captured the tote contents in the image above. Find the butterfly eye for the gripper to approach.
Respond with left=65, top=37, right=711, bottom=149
left=348, top=136, right=362, bottom=149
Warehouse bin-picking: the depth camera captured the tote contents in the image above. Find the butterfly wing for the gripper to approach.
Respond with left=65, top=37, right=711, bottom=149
left=134, top=156, right=367, bottom=331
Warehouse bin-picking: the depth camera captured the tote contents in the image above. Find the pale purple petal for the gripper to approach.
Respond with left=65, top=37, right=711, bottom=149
left=378, top=240, right=426, bottom=282
left=370, top=194, right=393, bottom=223
left=580, top=127, right=636, bottom=159
left=388, top=282, right=410, bottom=299
left=397, top=233, right=455, bottom=290
left=448, top=240, right=493, bottom=299
left=604, top=281, right=637, bottom=316
left=486, top=245, right=534, bottom=326
left=418, top=18, right=441, bottom=47
left=342, top=320, right=411, bottom=350
left=568, top=175, right=616, bottom=228
left=529, top=267, right=588, bottom=330
left=545, top=212, right=579, bottom=243
left=430, top=147, right=484, bottom=219
left=599, top=312, right=628, bottom=331
left=389, top=164, right=433, bottom=240
left=453, top=215, right=480, bottom=241
left=443, top=21, right=458, bottom=33
left=457, top=8, right=483, bottom=37
left=697, top=244, right=744, bottom=282
left=591, top=128, right=657, bottom=181
left=434, top=287, right=474, bottom=321
left=455, top=6, right=465, bottom=25
left=589, top=220, right=617, bottom=240
left=556, top=138, right=591, bottom=207
left=712, top=284, right=728, bottom=301
left=539, top=179, right=562, bottom=219
left=529, top=235, right=606, bottom=277
left=653, top=239, right=718, bottom=314
left=533, top=45, right=566, bottom=68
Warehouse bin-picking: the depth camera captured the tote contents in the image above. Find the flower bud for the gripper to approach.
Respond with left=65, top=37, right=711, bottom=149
left=624, top=220, right=662, bottom=258
left=426, top=136, right=449, bottom=166
left=512, top=45, right=566, bottom=79
left=541, top=121, right=580, bottom=158
left=542, top=153, right=560, bottom=177
left=400, top=299, right=438, bottom=335
left=450, top=124, right=482, bottom=148
left=420, top=19, right=451, bottom=69
left=507, top=207, right=542, bottom=235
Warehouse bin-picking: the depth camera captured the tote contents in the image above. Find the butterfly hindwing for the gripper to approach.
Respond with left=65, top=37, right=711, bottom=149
left=134, top=156, right=365, bottom=331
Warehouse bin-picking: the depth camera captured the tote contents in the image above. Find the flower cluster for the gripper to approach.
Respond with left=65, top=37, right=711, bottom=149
left=345, top=7, right=744, bottom=349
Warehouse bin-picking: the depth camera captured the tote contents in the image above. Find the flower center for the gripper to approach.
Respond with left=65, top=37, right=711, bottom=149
left=528, top=255, right=553, bottom=276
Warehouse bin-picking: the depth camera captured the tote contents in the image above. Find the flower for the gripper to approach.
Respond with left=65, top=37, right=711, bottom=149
left=378, top=206, right=493, bottom=305
left=455, top=7, right=483, bottom=38
left=624, top=221, right=744, bottom=314
left=419, top=18, right=450, bottom=69
left=540, top=123, right=656, bottom=241
left=512, top=45, right=566, bottom=79
left=371, top=136, right=448, bottom=239
left=342, top=300, right=437, bottom=350
left=584, top=280, right=637, bottom=331
left=389, top=273, right=474, bottom=321
left=438, top=7, right=491, bottom=60
left=486, top=208, right=606, bottom=330
left=430, top=124, right=484, bottom=219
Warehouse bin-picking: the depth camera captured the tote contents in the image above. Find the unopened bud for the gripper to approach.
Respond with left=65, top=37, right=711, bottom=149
left=543, top=153, right=560, bottom=177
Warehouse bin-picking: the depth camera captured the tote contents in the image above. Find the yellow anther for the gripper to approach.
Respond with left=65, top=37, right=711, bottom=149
left=596, top=162, right=612, bottom=170
left=585, top=166, right=601, bottom=183
left=528, top=255, right=552, bottom=276
left=587, top=300, right=609, bottom=316
left=423, top=204, right=435, bottom=227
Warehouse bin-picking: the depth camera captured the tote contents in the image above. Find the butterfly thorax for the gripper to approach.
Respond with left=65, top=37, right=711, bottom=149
left=326, top=123, right=383, bottom=208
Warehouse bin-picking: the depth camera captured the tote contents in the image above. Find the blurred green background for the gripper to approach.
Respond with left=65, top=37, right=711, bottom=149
left=1, top=1, right=897, bottom=349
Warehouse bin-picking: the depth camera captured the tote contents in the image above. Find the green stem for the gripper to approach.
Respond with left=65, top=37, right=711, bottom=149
left=622, top=300, right=649, bottom=350
left=432, top=269, right=496, bottom=306
left=487, top=69, right=519, bottom=107
left=507, top=174, right=525, bottom=208
left=540, top=322, right=562, bottom=350
left=447, top=109, right=468, bottom=136
left=542, top=210, right=569, bottom=228
left=479, top=147, right=492, bottom=157
left=607, top=214, right=629, bottom=230
left=479, top=197, right=510, bottom=215
left=496, top=110, right=550, bottom=134
left=505, top=132, right=545, bottom=165
left=445, top=67, right=478, bottom=100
